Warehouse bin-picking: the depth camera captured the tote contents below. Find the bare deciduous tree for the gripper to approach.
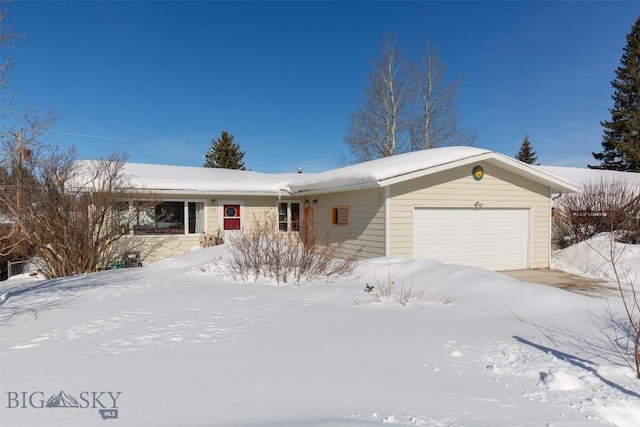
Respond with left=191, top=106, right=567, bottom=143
left=345, top=35, right=475, bottom=162
left=410, top=43, right=477, bottom=150
left=0, top=9, right=57, bottom=260
left=0, top=147, right=135, bottom=278
left=345, top=34, right=412, bottom=162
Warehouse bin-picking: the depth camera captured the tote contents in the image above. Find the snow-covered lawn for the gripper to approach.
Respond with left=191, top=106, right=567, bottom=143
left=1, top=238, right=639, bottom=426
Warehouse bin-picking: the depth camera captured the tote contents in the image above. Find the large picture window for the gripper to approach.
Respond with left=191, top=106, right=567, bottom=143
left=115, top=200, right=205, bottom=235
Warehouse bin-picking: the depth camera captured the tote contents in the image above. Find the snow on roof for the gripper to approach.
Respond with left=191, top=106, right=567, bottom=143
left=120, top=162, right=297, bottom=195
left=291, top=147, right=577, bottom=194
left=536, top=166, right=640, bottom=189
left=84, top=147, right=578, bottom=195
left=288, top=146, right=493, bottom=193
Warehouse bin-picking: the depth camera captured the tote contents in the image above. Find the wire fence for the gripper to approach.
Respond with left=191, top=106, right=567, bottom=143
left=7, top=260, right=30, bottom=279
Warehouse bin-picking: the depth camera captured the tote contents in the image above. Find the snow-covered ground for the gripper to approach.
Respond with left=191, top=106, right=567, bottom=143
left=1, top=237, right=639, bottom=427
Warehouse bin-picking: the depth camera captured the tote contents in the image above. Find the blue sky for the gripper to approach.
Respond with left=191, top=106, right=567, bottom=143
left=4, top=1, right=639, bottom=173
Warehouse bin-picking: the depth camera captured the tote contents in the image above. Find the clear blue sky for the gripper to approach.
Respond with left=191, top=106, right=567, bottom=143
left=4, top=1, right=639, bottom=173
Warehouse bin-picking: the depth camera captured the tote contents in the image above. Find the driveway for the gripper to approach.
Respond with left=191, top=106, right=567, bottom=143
left=499, top=268, right=614, bottom=297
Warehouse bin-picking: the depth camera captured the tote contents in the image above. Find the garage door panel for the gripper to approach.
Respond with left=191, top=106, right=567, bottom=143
left=413, top=208, right=529, bottom=270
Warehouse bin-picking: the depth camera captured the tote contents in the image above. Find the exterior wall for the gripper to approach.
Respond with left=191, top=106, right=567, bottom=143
left=121, top=196, right=282, bottom=264
left=212, top=196, right=278, bottom=236
left=128, top=191, right=385, bottom=264
left=388, top=161, right=551, bottom=268
left=117, top=234, right=202, bottom=265
left=311, top=187, right=386, bottom=259
left=111, top=195, right=213, bottom=265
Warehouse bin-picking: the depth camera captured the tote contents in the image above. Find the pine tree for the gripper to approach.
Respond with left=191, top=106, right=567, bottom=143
left=515, top=134, right=539, bottom=164
left=590, top=17, right=640, bottom=172
left=203, top=131, right=246, bottom=170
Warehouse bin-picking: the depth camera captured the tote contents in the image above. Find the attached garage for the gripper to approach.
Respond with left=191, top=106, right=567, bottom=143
left=413, top=207, right=530, bottom=270
left=381, top=150, right=578, bottom=270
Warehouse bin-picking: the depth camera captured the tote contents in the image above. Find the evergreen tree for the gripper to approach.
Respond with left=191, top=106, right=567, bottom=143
left=203, top=131, right=246, bottom=170
left=515, top=134, right=539, bottom=164
left=590, top=17, right=640, bottom=172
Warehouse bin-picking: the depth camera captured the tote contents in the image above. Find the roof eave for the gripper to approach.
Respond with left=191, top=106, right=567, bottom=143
left=291, top=181, right=379, bottom=196
left=377, top=152, right=493, bottom=187
left=485, top=155, right=579, bottom=193
left=111, top=188, right=283, bottom=197
left=376, top=152, right=579, bottom=193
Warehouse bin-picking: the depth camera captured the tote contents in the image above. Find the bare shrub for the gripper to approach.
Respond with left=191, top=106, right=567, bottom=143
left=200, top=229, right=223, bottom=248
left=357, top=266, right=429, bottom=307
left=226, top=214, right=359, bottom=284
left=0, top=147, right=137, bottom=278
left=553, top=179, right=640, bottom=248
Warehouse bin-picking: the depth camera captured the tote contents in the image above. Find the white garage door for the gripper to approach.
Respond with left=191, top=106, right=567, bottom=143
left=413, top=208, right=530, bottom=270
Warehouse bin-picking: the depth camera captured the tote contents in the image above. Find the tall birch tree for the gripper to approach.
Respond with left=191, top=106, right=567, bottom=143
left=410, top=43, right=477, bottom=150
left=345, top=35, right=412, bottom=162
left=345, top=35, right=476, bottom=162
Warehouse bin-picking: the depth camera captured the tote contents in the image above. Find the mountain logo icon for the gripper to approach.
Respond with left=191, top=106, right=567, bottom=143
left=45, top=390, right=80, bottom=408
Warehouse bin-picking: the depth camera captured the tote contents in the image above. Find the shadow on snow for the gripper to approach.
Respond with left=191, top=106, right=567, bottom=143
left=0, top=268, right=147, bottom=325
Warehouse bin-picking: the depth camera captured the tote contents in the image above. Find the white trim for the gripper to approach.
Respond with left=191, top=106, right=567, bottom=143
left=186, top=200, right=207, bottom=234
left=548, top=187, right=553, bottom=268
left=292, top=181, right=378, bottom=197
left=527, top=207, right=533, bottom=269
left=384, top=186, right=390, bottom=257
left=277, top=200, right=302, bottom=233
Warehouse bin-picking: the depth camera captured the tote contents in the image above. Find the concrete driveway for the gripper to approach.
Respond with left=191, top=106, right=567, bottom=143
left=499, top=269, right=614, bottom=296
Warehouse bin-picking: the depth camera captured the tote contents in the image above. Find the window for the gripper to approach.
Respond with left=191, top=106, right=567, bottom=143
left=134, top=201, right=184, bottom=235
left=112, top=201, right=132, bottom=235
left=115, top=200, right=205, bottom=235
left=332, top=206, right=349, bottom=225
left=278, top=202, right=300, bottom=232
left=188, top=202, right=205, bottom=234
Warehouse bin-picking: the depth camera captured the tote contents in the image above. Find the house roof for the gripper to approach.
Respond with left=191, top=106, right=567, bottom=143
left=98, top=147, right=578, bottom=196
left=119, top=162, right=296, bottom=196
left=289, top=147, right=578, bottom=194
left=535, top=165, right=640, bottom=189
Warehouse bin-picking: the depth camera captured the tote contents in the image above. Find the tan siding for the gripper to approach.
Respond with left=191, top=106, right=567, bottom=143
left=241, top=197, right=278, bottom=230
left=312, top=188, right=386, bottom=259
left=206, top=206, right=218, bottom=233
left=388, top=162, right=551, bottom=268
left=205, top=196, right=281, bottom=236
left=111, top=234, right=201, bottom=265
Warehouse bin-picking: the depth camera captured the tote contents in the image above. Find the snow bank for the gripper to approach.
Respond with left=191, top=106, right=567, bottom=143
left=552, top=233, right=640, bottom=284
left=1, top=246, right=639, bottom=427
